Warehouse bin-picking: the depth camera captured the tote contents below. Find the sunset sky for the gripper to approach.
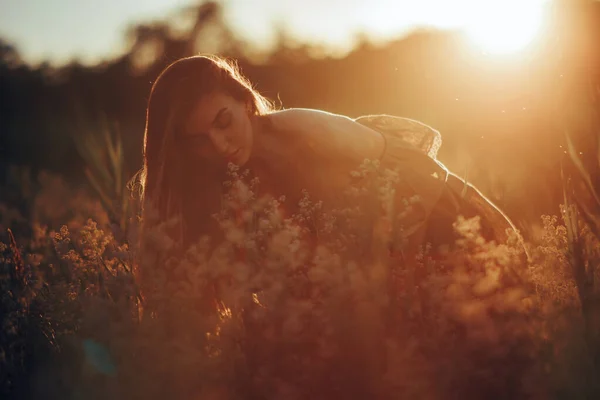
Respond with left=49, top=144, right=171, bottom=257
left=0, top=0, right=551, bottom=66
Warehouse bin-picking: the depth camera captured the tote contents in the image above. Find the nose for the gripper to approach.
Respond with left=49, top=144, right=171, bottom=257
left=208, top=130, right=231, bottom=156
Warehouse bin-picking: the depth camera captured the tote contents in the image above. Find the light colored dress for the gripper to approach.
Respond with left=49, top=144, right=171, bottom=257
left=354, top=114, right=522, bottom=254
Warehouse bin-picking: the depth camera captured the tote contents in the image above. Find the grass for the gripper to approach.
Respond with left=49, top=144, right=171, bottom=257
left=1, top=149, right=599, bottom=399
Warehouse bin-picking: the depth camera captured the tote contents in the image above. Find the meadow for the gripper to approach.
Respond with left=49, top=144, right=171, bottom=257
left=1, top=134, right=599, bottom=399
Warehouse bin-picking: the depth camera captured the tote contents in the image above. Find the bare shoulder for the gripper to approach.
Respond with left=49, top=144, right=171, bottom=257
left=267, top=108, right=355, bottom=131
left=267, top=108, right=385, bottom=161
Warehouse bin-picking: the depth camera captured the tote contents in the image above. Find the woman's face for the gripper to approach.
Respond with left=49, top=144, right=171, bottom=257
left=181, top=91, right=254, bottom=166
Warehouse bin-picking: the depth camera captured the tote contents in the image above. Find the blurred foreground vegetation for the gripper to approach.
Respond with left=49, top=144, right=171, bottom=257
left=1, top=143, right=600, bottom=399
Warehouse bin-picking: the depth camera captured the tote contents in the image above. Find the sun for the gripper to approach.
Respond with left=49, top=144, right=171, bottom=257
left=461, top=0, right=550, bottom=55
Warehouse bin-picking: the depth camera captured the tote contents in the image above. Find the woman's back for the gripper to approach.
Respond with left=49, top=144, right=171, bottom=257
left=354, top=114, right=522, bottom=253
left=238, top=110, right=522, bottom=256
left=248, top=108, right=386, bottom=211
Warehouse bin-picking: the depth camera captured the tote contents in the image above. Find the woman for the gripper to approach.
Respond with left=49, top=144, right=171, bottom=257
left=139, top=54, right=524, bottom=261
left=136, top=55, right=528, bottom=398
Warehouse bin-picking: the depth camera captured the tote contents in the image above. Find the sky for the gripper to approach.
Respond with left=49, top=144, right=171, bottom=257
left=0, top=0, right=551, bottom=66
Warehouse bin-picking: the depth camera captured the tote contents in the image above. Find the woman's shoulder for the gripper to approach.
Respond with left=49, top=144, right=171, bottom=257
left=265, top=109, right=443, bottom=161
left=266, top=108, right=385, bottom=161
left=266, top=108, right=356, bottom=131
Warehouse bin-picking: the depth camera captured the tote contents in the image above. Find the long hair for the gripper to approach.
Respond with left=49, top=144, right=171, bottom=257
left=139, top=54, right=275, bottom=251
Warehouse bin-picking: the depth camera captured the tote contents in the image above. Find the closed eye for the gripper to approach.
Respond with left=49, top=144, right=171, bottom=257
left=214, top=108, right=232, bottom=129
left=179, top=108, right=230, bottom=144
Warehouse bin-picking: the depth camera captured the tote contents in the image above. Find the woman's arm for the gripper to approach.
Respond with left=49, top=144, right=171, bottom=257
left=425, top=172, right=528, bottom=259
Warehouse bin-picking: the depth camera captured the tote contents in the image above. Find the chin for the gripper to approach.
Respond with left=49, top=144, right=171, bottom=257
left=237, top=149, right=251, bottom=166
left=227, top=154, right=248, bottom=167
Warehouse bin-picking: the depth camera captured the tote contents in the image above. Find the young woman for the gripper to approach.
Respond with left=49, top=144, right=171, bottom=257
left=139, top=54, right=523, bottom=259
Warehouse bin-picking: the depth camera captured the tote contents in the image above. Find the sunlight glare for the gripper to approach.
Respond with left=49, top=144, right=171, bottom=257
left=462, top=0, right=549, bottom=54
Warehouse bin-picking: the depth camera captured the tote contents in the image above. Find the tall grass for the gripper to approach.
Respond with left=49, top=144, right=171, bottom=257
left=2, top=92, right=600, bottom=398
left=1, top=144, right=599, bottom=398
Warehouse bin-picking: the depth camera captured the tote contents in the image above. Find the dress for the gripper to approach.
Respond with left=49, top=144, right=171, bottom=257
left=354, top=114, right=522, bottom=255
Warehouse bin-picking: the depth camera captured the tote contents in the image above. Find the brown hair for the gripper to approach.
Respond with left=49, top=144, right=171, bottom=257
left=139, top=54, right=275, bottom=249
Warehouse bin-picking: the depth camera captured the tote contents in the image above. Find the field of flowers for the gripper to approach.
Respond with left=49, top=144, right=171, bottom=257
left=2, top=137, right=599, bottom=399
